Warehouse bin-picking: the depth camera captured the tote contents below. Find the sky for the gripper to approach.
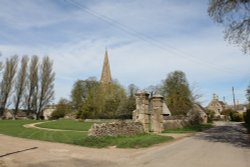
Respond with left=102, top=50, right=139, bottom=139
left=0, top=0, right=250, bottom=106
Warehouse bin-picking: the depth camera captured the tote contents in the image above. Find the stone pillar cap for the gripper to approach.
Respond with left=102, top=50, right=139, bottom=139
left=135, top=90, right=150, bottom=96
left=152, top=94, right=164, bottom=99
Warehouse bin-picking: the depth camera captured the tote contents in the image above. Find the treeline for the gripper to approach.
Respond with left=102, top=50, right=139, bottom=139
left=52, top=78, right=137, bottom=119
left=0, top=55, right=55, bottom=119
left=53, top=70, right=199, bottom=119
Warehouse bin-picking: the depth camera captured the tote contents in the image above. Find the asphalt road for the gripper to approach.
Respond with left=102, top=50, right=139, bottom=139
left=0, top=122, right=249, bottom=167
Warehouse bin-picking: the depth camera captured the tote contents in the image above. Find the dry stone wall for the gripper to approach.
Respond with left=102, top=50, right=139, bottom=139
left=88, top=121, right=144, bottom=137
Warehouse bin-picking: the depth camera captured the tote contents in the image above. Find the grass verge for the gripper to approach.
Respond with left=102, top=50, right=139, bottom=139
left=75, top=134, right=174, bottom=148
left=162, top=124, right=214, bottom=133
left=35, top=119, right=93, bottom=131
left=0, top=120, right=173, bottom=148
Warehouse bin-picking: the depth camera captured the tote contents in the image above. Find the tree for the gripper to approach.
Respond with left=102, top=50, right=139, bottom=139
left=37, top=56, right=55, bottom=119
left=13, top=56, right=29, bottom=119
left=71, top=78, right=100, bottom=117
left=162, top=70, right=193, bottom=115
left=71, top=78, right=127, bottom=119
left=26, top=55, right=39, bottom=114
left=116, top=84, right=138, bottom=119
left=78, top=78, right=101, bottom=119
left=100, top=81, right=127, bottom=119
left=71, top=80, right=85, bottom=112
left=51, top=98, right=72, bottom=119
left=246, top=84, right=250, bottom=103
left=0, top=56, right=18, bottom=118
left=208, top=0, right=250, bottom=54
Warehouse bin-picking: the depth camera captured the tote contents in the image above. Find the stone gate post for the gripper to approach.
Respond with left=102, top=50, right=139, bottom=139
left=133, top=91, right=150, bottom=132
left=151, top=94, right=164, bottom=133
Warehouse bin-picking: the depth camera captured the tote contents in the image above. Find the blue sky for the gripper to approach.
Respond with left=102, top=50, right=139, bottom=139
left=0, top=0, right=250, bottom=106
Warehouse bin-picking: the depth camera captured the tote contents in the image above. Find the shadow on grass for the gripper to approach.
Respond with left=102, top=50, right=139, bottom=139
left=196, top=123, right=250, bottom=148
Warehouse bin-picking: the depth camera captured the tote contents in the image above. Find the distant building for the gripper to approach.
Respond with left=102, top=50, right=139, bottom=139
left=207, top=94, right=226, bottom=116
left=3, top=109, right=36, bottom=119
left=187, top=103, right=208, bottom=123
left=43, top=105, right=56, bottom=120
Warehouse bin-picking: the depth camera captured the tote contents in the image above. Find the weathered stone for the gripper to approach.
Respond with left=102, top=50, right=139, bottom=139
left=88, top=121, right=144, bottom=137
left=133, top=91, right=167, bottom=133
left=151, top=94, right=164, bottom=133
left=133, top=91, right=150, bottom=132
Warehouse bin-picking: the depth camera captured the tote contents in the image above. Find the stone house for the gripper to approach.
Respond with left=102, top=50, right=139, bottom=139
left=207, top=94, right=226, bottom=116
left=187, top=103, right=208, bottom=124
left=43, top=105, right=56, bottom=120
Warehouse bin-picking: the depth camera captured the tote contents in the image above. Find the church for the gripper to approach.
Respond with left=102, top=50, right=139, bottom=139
left=100, top=49, right=112, bottom=84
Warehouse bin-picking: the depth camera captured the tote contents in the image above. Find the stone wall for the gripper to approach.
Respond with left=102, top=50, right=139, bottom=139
left=163, top=119, right=191, bottom=130
left=88, top=121, right=144, bottom=137
left=84, top=119, right=131, bottom=123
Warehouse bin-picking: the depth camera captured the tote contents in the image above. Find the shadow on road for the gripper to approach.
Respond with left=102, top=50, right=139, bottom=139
left=0, top=147, right=38, bottom=158
left=196, top=123, right=250, bottom=148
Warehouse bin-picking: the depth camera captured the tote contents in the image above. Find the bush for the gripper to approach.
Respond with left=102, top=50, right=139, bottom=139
left=230, top=111, right=243, bottom=122
left=243, top=109, right=250, bottom=124
left=206, top=109, right=215, bottom=123
left=221, top=109, right=235, bottom=116
left=51, top=98, right=72, bottom=119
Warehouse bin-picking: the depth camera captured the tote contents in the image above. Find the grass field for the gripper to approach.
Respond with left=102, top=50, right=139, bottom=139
left=162, top=124, right=213, bottom=133
left=36, top=119, right=93, bottom=131
left=0, top=120, right=173, bottom=148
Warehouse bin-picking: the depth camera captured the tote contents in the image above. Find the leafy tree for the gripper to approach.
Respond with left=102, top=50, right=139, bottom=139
left=79, top=78, right=101, bottom=119
left=116, top=84, right=138, bottom=119
left=100, top=82, right=127, bottom=118
left=162, top=70, right=193, bottom=115
left=71, top=78, right=127, bottom=119
left=208, top=0, right=250, bottom=54
left=37, top=56, right=55, bottom=119
left=0, top=56, right=18, bottom=118
left=71, top=80, right=85, bottom=112
left=13, top=56, right=29, bottom=118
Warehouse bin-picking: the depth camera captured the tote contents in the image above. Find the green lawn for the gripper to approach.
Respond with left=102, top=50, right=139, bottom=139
left=0, top=120, right=173, bottom=148
left=36, top=119, right=93, bottom=131
left=162, top=124, right=214, bottom=133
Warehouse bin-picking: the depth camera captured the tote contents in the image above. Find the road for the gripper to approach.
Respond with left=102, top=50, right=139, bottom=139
left=0, top=122, right=249, bottom=167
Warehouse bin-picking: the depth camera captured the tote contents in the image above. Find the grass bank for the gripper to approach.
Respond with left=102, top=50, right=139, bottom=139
left=0, top=120, right=173, bottom=148
left=162, top=124, right=213, bottom=133
left=35, top=119, right=93, bottom=131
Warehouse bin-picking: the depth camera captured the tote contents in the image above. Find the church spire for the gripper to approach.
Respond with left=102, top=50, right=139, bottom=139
left=100, top=49, right=112, bottom=84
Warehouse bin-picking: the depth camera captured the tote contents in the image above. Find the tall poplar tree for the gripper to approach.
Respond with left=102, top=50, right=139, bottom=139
left=37, top=56, right=55, bottom=119
left=0, top=56, right=18, bottom=117
left=13, top=56, right=29, bottom=118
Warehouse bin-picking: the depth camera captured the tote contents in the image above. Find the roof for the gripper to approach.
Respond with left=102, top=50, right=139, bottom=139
left=163, top=102, right=171, bottom=115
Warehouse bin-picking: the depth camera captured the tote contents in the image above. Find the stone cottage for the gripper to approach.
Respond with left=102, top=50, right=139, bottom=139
left=43, top=105, right=56, bottom=120
left=207, top=94, right=226, bottom=116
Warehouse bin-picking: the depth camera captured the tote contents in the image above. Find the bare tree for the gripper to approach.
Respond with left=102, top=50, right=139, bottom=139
left=13, top=56, right=29, bottom=119
left=208, top=0, right=250, bottom=54
left=26, top=55, right=39, bottom=115
left=0, top=56, right=18, bottom=117
left=37, top=56, right=55, bottom=119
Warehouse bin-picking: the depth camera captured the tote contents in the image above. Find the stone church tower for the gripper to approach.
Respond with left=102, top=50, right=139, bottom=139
left=100, top=49, right=112, bottom=84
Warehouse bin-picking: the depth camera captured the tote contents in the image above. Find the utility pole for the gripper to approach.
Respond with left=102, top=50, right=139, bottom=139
left=232, top=87, right=236, bottom=110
